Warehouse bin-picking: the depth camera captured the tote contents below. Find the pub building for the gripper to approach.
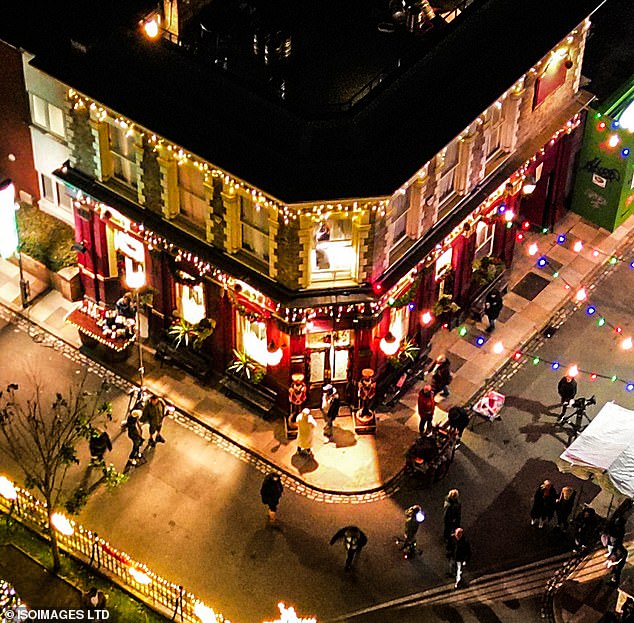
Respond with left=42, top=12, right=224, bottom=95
left=25, top=0, right=599, bottom=413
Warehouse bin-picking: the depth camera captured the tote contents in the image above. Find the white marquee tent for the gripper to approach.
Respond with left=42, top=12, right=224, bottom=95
left=558, top=402, right=634, bottom=498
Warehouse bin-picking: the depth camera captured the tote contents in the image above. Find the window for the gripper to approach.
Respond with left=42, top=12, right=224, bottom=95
left=484, top=106, right=503, bottom=160
left=475, top=220, right=495, bottom=259
left=391, top=191, right=409, bottom=246
left=57, top=181, right=72, bottom=210
left=389, top=306, right=410, bottom=342
left=31, top=94, right=65, bottom=138
left=40, top=173, right=55, bottom=202
left=39, top=174, right=72, bottom=211
left=437, top=142, right=459, bottom=204
left=435, top=247, right=453, bottom=280
left=534, top=54, right=569, bottom=109
left=109, top=123, right=138, bottom=188
left=306, top=330, right=352, bottom=383
left=237, top=315, right=268, bottom=367
left=176, top=283, right=206, bottom=325
left=178, top=163, right=207, bottom=225
left=312, top=217, right=355, bottom=282
left=240, top=196, right=269, bottom=262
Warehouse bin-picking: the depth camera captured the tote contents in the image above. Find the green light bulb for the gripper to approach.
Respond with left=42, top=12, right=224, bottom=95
left=542, top=228, right=549, bottom=234
left=532, top=357, right=540, bottom=365
left=611, top=375, right=618, bottom=382
left=609, top=257, right=618, bottom=265
left=552, top=271, right=559, bottom=278
left=598, top=317, right=606, bottom=326
left=459, top=326, right=467, bottom=337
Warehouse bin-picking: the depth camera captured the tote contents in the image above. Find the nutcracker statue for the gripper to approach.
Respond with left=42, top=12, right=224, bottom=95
left=354, top=368, right=377, bottom=435
left=287, top=373, right=307, bottom=439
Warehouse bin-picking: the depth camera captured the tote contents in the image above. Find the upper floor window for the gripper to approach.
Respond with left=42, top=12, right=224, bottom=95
left=483, top=106, right=504, bottom=161
left=312, top=217, right=355, bottom=283
left=437, top=141, right=459, bottom=204
left=178, top=162, right=207, bottom=226
left=534, top=52, right=569, bottom=109
left=391, top=190, right=409, bottom=247
left=31, top=94, right=65, bottom=138
left=108, top=123, right=138, bottom=189
left=240, top=196, right=269, bottom=262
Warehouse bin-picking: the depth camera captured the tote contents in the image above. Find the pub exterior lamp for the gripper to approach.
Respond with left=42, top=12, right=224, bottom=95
left=522, top=174, right=537, bottom=195
left=380, top=331, right=400, bottom=356
left=125, top=263, right=146, bottom=387
left=0, top=476, right=17, bottom=501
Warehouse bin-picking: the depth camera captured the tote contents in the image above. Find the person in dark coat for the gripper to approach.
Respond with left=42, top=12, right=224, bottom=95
left=431, top=355, right=452, bottom=398
left=89, top=429, right=112, bottom=463
left=443, top=489, right=462, bottom=542
left=530, top=480, right=558, bottom=528
left=606, top=542, right=628, bottom=587
left=557, top=374, right=577, bottom=420
left=484, top=288, right=503, bottom=332
left=115, top=292, right=136, bottom=319
left=330, top=526, right=368, bottom=571
left=321, top=385, right=340, bottom=440
left=83, top=586, right=107, bottom=609
left=573, top=505, right=598, bottom=551
left=124, top=410, right=145, bottom=468
left=141, top=394, right=166, bottom=446
left=603, top=515, right=626, bottom=557
left=447, top=406, right=470, bottom=441
left=260, top=473, right=283, bottom=522
left=417, top=384, right=435, bottom=435
left=399, top=505, right=425, bottom=559
left=555, top=486, right=576, bottom=530
left=447, top=527, right=471, bottom=588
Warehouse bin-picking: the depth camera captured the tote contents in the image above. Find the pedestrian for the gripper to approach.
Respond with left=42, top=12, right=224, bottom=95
left=447, top=527, right=471, bottom=589
left=321, top=384, right=340, bottom=440
left=260, top=473, right=283, bottom=523
left=606, top=542, right=628, bottom=587
left=602, top=515, right=626, bottom=558
left=83, top=586, right=107, bottom=609
left=557, top=374, right=577, bottom=420
left=88, top=429, right=112, bottom=463
left=555, top=486, right=576, bottom=530
left=417, top=384, right=435, bottom=436
left=573, top=505, right=598, bottom=551
left=141, top=393, right=166, bottom=446
left=430, top=354, right=452, bottom=398
left=398, top=505, right=425, bottom=559
left=124, top=409, right=145, bottom=468
left=115, top=292, right=136, bottom=319
left=484, top=288, right=503, bottom=332
left=443, top=489, right=462, bottom=542
left=530, top=479, right=558, bottom=528
left=447, top=406, right=470, bottom=442
left=296, top=408, right=317, bottom=456
left=330, top=526, right=368, bottom=572
left=621, top=597, right=634, bottom=622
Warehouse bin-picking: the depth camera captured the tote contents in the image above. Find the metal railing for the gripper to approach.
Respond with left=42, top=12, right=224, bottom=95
left=0, top=482, right=225, bottom=623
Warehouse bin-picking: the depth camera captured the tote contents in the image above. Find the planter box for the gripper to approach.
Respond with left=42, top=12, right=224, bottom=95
left=19, top=253, right=51, bottom=286
left=51, top=266, right=82, bottom=301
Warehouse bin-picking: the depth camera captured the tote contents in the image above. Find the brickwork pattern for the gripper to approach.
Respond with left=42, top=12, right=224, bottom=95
left=67, top=107, right=96, bottom=175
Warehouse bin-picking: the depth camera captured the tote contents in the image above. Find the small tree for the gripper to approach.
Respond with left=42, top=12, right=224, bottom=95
left=0, top=376, right=115, bottom=572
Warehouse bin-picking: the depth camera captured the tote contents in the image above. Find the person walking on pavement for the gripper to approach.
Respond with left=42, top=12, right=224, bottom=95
left=606, top=542, right=628, bottom=587
left=260, top=473, right=283, bottom=523
left=430, top=354, right=452, bottom=398
left=573, top=505, right=598, bottom=551
left=141, top=393, right=166, bottom=446
left=124, top=409, right=145, bottom=469
left=398, top=505, right=425, bottom=559
left=443, top=489, right=462, bottom=542
left=555, top=486, right=576, bottom=530
left=296, top=408, right=317, bottom=456
left=603, top=515, right=626, bottom=558
left=484, top=288, right=503, bottom=332
left=557, top=374, right=578, bottom=421
left=447, top=527, right=471, bottom=589
left=89, top=429, right=112, bottom=463
left=321, top=384, right=340, bottom=440
left=530, top=479, right=558, bottom=528
left=330, top=526, right=368, bottom=572
left=417, top=384, right=435, bottom=436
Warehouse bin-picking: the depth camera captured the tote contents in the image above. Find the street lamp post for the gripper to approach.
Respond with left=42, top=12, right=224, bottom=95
left=0, top=179, right=30, bottom=308
left=125, top=263, right=146, bottom=388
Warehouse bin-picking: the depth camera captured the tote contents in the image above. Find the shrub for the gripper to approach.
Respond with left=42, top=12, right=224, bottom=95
left=16, top=204, right=77, bottom=272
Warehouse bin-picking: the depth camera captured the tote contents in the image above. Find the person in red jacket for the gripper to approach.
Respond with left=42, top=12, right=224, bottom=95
left=417, top=384, right=435, bottom=435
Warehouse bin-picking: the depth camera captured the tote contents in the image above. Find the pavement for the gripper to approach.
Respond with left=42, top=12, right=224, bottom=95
left=2, top=210, right=634, bottom=621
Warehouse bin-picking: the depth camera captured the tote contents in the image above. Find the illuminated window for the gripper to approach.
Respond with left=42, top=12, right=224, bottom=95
left=475, top=220, right=495, bottom=258
left=176, top=283, right=206, bottom=325
left=237, top=315, right=268, bottom=366
left=311, top=217, right=356, bottom=283
left=306, top=330, right=352, bottom=383
left=178, top=162, right=207, bottom=226
left=483, top=106, right=503, bottom=161
left=240, top=196, right=269, bottom=262
left=391, top=190, right=410, bottom=246
left=108, top=123, right=137, bottom=188
left=435, top=247, right=453, bottom=279
left=437, top=142, right=459, bottom=204
left=389, top=305, right=410, bottom=341
left=31, top=94, right=65, bottom=138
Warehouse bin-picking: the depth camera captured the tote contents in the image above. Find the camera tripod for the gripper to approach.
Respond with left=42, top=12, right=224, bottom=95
left=557, top=396, right=596, bottom=441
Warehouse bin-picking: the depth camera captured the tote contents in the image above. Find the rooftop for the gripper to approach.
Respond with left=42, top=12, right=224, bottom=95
left=2, top=0, right=606, bottom=203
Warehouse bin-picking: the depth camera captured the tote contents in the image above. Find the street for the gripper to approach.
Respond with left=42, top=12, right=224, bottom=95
left=2, top=246, right=633, bottom=622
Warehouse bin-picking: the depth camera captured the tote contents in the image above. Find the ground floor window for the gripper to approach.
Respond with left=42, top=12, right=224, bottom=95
left=475, top=220, right=495, bottom=259
left=237, top=314, right=268, bottom=367
left=177, top=283, right=206, bottom=325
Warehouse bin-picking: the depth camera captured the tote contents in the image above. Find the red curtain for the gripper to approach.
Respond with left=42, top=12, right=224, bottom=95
left=451, top=232, right=475, bottom=307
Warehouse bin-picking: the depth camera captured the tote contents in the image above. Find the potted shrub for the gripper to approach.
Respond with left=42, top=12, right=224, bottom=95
left=167, top=316, right=216, bottom=350
left=387, top=339, right=421, bottom=370
left=227, top=349, right=265, bottom=385
left=472, top=255, right=505, bottom=288
left=432, top=294, right=461, bottom=327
